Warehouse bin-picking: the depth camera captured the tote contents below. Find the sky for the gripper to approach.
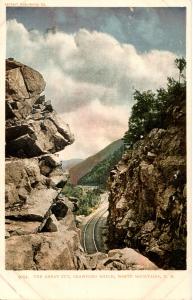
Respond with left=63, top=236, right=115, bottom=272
left=6, top=7, right=186, bottom=159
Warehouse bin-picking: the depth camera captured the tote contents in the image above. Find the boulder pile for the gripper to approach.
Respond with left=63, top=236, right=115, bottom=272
left=5, top=59, right=84, bottom=270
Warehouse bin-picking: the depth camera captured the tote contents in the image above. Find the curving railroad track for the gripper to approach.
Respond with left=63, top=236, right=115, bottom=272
left=82, top=193, right=108, bottom=254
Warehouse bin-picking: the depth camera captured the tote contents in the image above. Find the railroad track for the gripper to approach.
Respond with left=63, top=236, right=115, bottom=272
left=82, top=206, right=108, bottom=254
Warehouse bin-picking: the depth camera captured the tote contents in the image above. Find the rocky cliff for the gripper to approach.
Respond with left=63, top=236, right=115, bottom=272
left=5, top=59, right=161, bottom=271
left=5, top=59, right=86, bottom=270
left=107, top=96, right=186, bottom=269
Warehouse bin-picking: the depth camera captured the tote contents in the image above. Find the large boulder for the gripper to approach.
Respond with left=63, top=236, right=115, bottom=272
left=6, top=230, right=80, bottom=270
left=6, top=220, right=41, bottom=237
left=6, top=59, right=74, bottom=158
left=6, top=111, right=74, bottom=158
left=6, top=188, right=58, bottom=221
left=87, top=248, right=159, bottom=270
left=5, top=158, right=43, bottom=209
left=6, top=59, right=46, bottom=119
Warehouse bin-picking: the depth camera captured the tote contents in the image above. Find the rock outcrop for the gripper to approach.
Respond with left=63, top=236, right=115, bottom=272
left=107, top=96, right=186, bottom=269
left=86, top=248, right=159, bottom=270
left=5, top=59, right=161, bottom=271
left=6, top=59, right=73, bottom=158
left=5, top=59, right=83, bottom=270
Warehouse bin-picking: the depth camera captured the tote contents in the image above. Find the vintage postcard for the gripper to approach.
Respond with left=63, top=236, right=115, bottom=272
left=0, top=0, right=192, bottom=299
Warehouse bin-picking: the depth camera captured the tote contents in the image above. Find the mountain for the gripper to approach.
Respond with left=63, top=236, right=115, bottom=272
left=78, top=145, right=124, bottom=187
left=69, top=139, right=123, bottom=185
left=61, top=158, right=83, bottom=171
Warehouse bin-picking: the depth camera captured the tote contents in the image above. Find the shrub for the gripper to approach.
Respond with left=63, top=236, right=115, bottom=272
left=123, top=59, right=186, bottom=149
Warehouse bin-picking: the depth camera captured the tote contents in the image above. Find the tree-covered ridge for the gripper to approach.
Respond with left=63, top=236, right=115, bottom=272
left=78, top=145, right=124, bottom=187
left=69, top=139, right=123, bottom=185
left=123, top=58, right=186, bottom=149
left=62, top=183, right=102, bottom=216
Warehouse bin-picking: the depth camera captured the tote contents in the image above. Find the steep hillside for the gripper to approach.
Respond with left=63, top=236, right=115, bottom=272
left=79, top=145, right=124, bottom=187
left=69, top=139, right=123, bottom=185
left=107, top=80, right=186, bottom=270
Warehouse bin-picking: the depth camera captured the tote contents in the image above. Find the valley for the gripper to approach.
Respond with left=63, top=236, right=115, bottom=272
left=5, top=58, right=186, bottom=271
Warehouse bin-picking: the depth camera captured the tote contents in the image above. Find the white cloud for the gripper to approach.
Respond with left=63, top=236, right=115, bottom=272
left=59, top=100, right=129, bottom=159
left=6, top=19, right=178, bottom=159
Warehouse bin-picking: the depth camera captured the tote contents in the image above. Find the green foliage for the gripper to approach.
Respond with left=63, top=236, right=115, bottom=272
left=62, top=182, right=82, bottom=199
left=175, top=57, right=186, bottom=83
left=123, top=58, right=186, bottom=149
left=78, top=145, right=124, bottom=187
left=62, top=183, right=102, bottom=216
left=77, top=188, right=101, bottom=215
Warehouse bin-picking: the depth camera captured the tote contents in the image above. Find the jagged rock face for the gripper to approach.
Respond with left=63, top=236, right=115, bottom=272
left=5, top=59, right=80, bottom=270
left=5, top=185, right=84, bottom=270
left=86, top=248, right=159, bottom=270
left=5, top=157, right=84, bottom=270
left=5, top=156, right=69, bottom=212
left=5, top=155, right=85, bottom=270
left=6, top=113, right=74, bottom=157
left=107, top=99, right=186, bottom=270
left=5, top=59, right=161, bottom=271
left=6, top=230, right=81, bottom=270
left=68, top=247, right=159, bottom=270
left=6, top=59, right=46, bottom=119
left=6, top=59, right=74, bottom=158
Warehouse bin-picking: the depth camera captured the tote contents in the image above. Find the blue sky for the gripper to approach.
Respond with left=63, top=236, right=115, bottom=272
left=6, top=7, right=186, bottom=159
left=7, top=7, right=186, bottom=55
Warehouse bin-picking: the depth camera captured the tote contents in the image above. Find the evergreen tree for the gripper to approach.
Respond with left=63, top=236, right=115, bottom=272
left=123, top=58, right=186, bottom=148
left=175, top=57, right=186, bottom=83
